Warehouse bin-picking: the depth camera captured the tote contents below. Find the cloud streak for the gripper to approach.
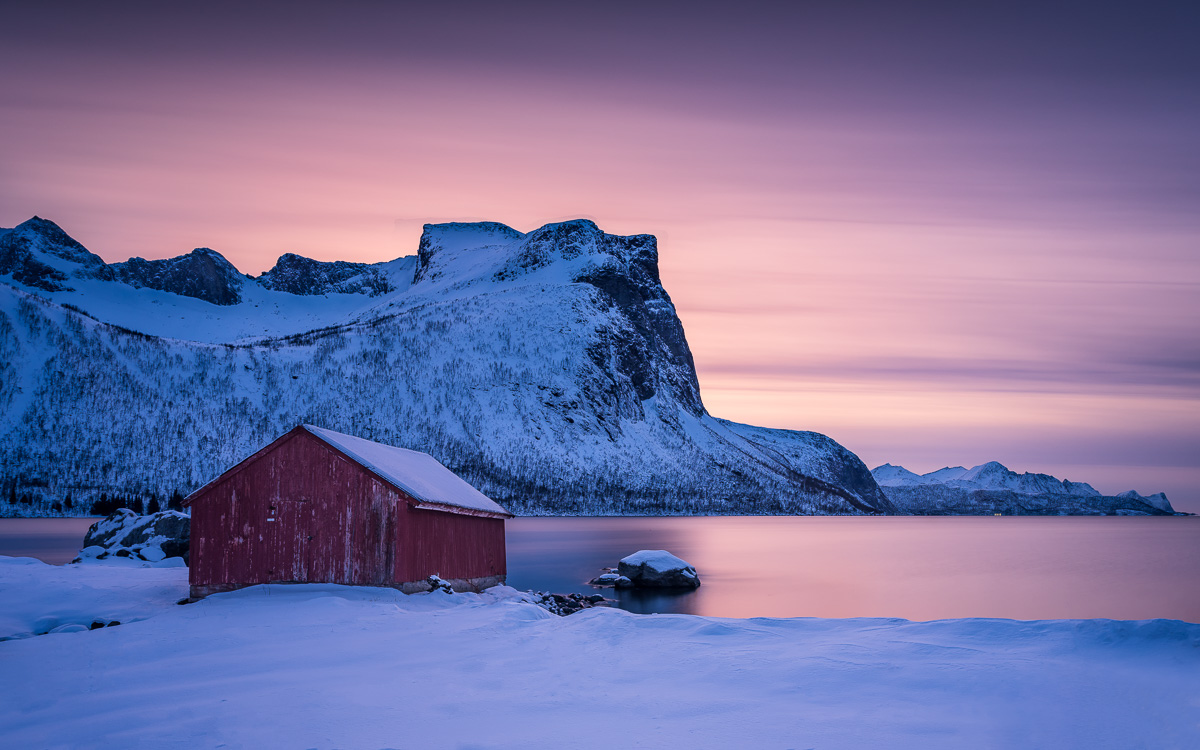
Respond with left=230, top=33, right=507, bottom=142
left=1, top=1, right=1197, bottom=509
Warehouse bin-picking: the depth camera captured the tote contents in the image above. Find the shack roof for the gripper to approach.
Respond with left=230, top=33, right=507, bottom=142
left=184, top=425, right=511, bottom=518
left=300, top=425, right=511, bottom=517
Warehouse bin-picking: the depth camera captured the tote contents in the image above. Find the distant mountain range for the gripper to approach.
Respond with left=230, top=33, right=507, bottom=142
left=1, top=216, right=1177, bottom=518
left=872, top=462, right=1177, bottom=515
left=0, top=216, right=892, bottom=516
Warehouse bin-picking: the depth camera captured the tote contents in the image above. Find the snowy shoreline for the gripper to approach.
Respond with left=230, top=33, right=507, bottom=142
left=2, top=556, right=1197, bottom=749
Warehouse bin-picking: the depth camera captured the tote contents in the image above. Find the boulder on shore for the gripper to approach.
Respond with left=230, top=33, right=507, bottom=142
left=617, top=550, right=701, bottom=589
left=588, top=572, right=634, bottom=587
left=77, top=509, right=190, bottom=564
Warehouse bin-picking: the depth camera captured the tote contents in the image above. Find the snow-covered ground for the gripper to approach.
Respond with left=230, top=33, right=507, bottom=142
left=2, top=556, right=1196, bottom=749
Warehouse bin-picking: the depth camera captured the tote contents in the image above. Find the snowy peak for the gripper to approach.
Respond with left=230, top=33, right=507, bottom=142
left=107, top=248, right=246, bottom=306
left=506, top=219, right=658, bottom=284
left=959, top=460, right=1006, bottom=480
left=413, top=219, right=657, bottom=289
left=1117, top=490, right=1174, bottom=513
left=414, top=221, right=525, bottom=282
left=925, top=466, right=969, bottom=483
left=0, top=218, right=246, bottom=305
left=405, top=218, right=703, bottom=413
left=12, top=217, right=107, bottom=268
left=0, top=216, right=107, bottom=292
left=421, top=221, right=525, bottom=251
left=872, top=461, right=1100, bottom=497
left=257, top=253, right=395, bottom=297
left=869, top=463, right=928, bottom=486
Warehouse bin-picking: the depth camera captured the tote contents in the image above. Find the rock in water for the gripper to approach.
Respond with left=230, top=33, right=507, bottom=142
left=588, top=572, right=625, bottom=586
left=618, top=550, right=700, bottom=588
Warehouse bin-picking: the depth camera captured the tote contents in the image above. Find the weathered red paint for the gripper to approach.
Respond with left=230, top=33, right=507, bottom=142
left=184, top=427, right=507, bottom=596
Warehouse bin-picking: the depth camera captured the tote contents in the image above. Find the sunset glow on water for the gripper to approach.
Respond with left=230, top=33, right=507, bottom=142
left=503, top=516, right=1200, bottom=621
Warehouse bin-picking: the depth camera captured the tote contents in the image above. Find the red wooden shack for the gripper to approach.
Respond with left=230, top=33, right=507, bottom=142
left=183, top=424, right=511, bottom=599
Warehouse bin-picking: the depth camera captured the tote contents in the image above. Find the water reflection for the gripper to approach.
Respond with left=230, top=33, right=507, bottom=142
left=3, top=516, right=1197, bottom=622
left=506, top=516, right=1200, bottom=622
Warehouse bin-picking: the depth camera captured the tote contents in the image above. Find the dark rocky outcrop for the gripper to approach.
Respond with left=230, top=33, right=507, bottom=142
left=571, top=228, right=704, bottom=416
left=258, top=253, right=394, bottom=296
left=530, top=591, right=608, bottom=616
left=11, top=217, right=108, bottom=269
left=108, top=248, right=245, bottom=305
left=0, top=236, right=71, bottom=291
left=0, top=216, right=111, bottom=292
left=79, top=509, right=191, bottom=563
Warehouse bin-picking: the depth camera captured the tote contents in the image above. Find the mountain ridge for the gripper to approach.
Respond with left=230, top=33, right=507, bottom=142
left=872, top=461, right=1177, bottom=515
left=0, top=215, right=892, bottom=516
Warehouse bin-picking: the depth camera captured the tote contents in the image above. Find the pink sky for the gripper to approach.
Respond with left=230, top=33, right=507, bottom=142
left=2, top=2, right=1198, bottom=510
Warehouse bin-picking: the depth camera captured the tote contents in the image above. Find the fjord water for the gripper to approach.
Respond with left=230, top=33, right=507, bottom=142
left=3, top=516, right=1197, bottom=622
left=0, top=517, right=98, bottom=564
left=505, top=516, right=1200, bottom=622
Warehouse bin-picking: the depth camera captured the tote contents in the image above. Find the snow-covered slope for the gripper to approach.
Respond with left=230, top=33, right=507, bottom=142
left=872, top=462, right=1176, bottom=515
left=0, top=216, right=891, bottom=516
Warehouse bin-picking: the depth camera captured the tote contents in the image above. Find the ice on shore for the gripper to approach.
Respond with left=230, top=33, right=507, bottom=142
left=1, top=556, right=1197, bottom=749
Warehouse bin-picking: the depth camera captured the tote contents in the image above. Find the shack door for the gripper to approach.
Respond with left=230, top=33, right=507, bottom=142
left=263, top=498, right=311, bottom=583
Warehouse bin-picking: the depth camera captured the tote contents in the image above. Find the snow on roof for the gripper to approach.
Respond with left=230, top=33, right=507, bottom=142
left=302, top=425, right=510, bottom=517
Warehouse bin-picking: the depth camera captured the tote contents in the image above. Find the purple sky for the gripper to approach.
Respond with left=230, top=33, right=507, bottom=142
left=3, top=2, right=1198, bottom=510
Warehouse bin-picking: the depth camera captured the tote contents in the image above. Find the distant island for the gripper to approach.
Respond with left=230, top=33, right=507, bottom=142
left=873, top=461, right=1179, bottom=515
left=0, top=216, right=1177, bottom=517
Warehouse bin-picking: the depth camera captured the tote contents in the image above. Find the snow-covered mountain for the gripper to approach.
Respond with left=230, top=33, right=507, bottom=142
left=1115, top=490, right=1174, bottom=514
left=872, top=462, right=1176, bottom=515
left=1, top=216, right=893, bottom=516
left=873, top=461, right=1103, bottom=497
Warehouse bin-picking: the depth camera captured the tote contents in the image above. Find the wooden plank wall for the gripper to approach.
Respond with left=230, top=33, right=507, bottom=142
left=396, top=507, right=507, bottom=583
left=190, top=431, right=399, bottom=588
left=190, top=428, right=507, bottom=590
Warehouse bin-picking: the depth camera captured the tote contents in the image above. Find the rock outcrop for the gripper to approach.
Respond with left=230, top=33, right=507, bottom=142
left=0, top=216, right=108, bottom=292
left=617, top=550, right=701, bottom=588
left=78, top=510, right=190, bottom=563
left=107, top=248, right=245, bottom=305
left=257, top=253, right=394, bottom=296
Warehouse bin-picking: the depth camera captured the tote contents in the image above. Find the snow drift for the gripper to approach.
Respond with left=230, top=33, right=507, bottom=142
left=1, top=557, right=1196, bottom=749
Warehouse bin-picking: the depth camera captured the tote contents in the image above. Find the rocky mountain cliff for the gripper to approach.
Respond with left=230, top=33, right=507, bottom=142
left=0, top=216, right=892, bottom=516
left=258, top=254, right=394, bottom=297
left=872, top=462, right=1177, bottom=515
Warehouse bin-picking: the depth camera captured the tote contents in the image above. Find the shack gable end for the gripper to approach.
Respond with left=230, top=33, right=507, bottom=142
left=189, top=429, right=404, bottom=590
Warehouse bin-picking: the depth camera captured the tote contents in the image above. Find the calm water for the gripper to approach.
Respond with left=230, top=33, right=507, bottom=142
left=3, top=516, right=1198, bottom=622
left=0, top=518, right=100, bottom=564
